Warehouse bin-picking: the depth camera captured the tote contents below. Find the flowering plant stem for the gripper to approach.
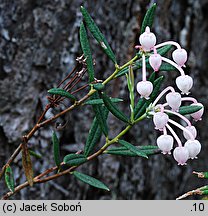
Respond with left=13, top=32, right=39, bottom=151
left=1, top=113, right=146, bottom=200
left=0, top=55, right=139, bottom=199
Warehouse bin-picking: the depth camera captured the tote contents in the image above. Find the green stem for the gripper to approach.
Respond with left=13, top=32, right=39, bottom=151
left=103, top=56, right=138, bottom=85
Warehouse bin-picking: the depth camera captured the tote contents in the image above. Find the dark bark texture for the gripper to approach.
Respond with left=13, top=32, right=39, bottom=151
left=0, top=0, right=208, bottom=199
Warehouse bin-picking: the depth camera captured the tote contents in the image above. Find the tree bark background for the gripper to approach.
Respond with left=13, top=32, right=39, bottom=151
left=0, top=0, right=208, bottom=199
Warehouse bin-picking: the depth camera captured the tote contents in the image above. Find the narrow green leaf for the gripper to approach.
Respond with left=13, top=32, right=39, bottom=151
left=141, top=3, right=157, bottom=33
left=148, top=71, right=156, bottom=83
left=101, top=92, right=129, bottom=123
left=157, top=45, right=173, bottom=56
left=178, top=105, right=202, bottom=116
left=52, top=132, right=61, bottom=167
left=105, top=145, right=159, bottom=157
left=105, top=148, right=160, bottom=157
left=81, top=6, right=116, bottom=63
left=5, top=166, right=15, bottom=192
left=133, top=98, right=146, bottom=118
left=84, top=117, right=102, bottom=156
left=134, top=75, right=164, bottom=119
left=29, top=150, right=42, bottom=159
left=73, top=171, right=110, bottom=191
left=64, top=154, right=87, bottom=166
left=107, top=145, right=159, bottom=152
left=85, top=98, right=123, bottom=105
left=22, top=143, right=33, bottom=186
left=157, top=63, right=175, bottom=71
left=92, top=93, right=108, bottom=136
left=80, top=22, right=94, bottom=82
left=48, top=88, right=76, bottom=101
left=84, top=107, right=109, bottom=156
left=118, top=140, right=148, bottom=158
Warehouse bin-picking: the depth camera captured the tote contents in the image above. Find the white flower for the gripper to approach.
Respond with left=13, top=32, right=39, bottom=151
left=166, top=92, right=181, bottom=111
left=173, top=146, right=189, bottom=165
left=149, top=54, right=162, bottom=71
left=153, top=112, right=169, bottom=131
left=157, top=134, right=174, bottom=154
left=136, top=81, right=153, bottom=99
left=183, top=126, right=197, bottom=140
left=139, top=26, right=156, bottom=51
left=176, top=75, right=193, bottom=94
left=172, top=48, right=187, bottom=67
left=184, top=140, right=201, bottom=159
left=190, top=103, right=204, bottom=121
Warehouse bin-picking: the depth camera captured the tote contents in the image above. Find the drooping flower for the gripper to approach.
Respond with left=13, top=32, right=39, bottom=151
left=183, top=126, right=197, bottom=140
left=190, top=103, right=204, bottom=121
left=176, top=75, right=193, bottom=94
left=136, top=81, right=153, bottom=99
left=153, top=112, right=169, bottom=131
left=172, top=48, right=187, bottom=67
left=139, top=26, right=156, bottom=51
left=157, top=134, right=174, bottom=154
left=166, top=92, right=181, bottom=111
left=173, top=146, right=189, bottom=165
left=149, top=54, right=162, bottom=71
left=184, top=140, right=201, bottom=159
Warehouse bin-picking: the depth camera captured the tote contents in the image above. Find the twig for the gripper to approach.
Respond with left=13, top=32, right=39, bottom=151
left=2, top=113, right=146, bottom=199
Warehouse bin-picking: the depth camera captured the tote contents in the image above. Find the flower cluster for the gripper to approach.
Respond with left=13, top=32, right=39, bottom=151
left=136, top=26, right=204, bottom=165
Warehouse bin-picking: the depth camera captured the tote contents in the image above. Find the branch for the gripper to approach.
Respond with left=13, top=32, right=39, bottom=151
left=2, top=113, right=146, bottom=199
left=0, top=55, right=139, bottom=198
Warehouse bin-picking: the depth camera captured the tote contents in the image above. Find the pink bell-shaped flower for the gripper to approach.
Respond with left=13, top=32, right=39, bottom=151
left=166, top=92, right=182, bottom=111
left=190, top=103, right=204, bottom=121
left=184, top=140, right=201, bottom=159
left=172, top=48, right=187, bottom=67
left=139, top=26, right=156, bottom=51
left=183, top=126, right=197, bottom=140
left=136, top=81, right=153, bottom=99
left=149, top=54, right=162, bottom=71
left=173, top=146, right=189, bottom=165
left=176, top=75, right=193, bottom=94
left=157, top=134, right=174, bottom=154
left=153, top=112, right=169, bottom=131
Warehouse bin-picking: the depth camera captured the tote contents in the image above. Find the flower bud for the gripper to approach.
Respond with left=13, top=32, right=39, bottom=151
left=184, top=140, right=201, bottom=159
left=136, top=81, right=153, bottom=99
left=157, top=134, right=174, bottom=154
left=190, top=103, right=204, bottom=121
left=172, top=48, right=187, bottom=67
left=153, top=112, right=169, bottom=131
left=176, top=75, right=193, bottom=94
left=173, top=146, right=189, bottom=165
left=183, top=126, right=197, bottom=140
left=149, top=54, right=162, bottom=71
left=166, top=92, right=182, bottom=111
left=139, top=26, right=156, bottom=51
